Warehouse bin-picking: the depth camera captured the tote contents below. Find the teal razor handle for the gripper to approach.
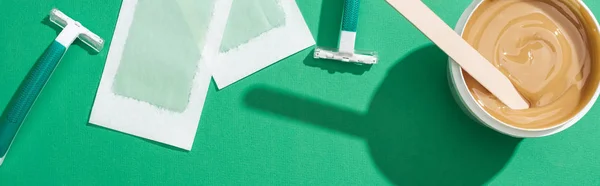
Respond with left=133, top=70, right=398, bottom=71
left=342, top=0, right=360, bottom=33
left=338, top=0, right=360, bottom=54
left=0, top=41, right=67, bottom=160
left=0, top=8, right=103, bottom=166
left=314, top=0, right=377, bottom=64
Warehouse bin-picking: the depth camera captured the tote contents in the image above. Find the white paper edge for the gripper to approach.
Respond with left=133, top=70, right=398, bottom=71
left=89, top=0, right=232, bottom=150
left=207, top=0, right=316, bottom=89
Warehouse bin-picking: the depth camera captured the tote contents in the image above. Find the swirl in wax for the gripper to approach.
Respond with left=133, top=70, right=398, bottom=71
left=462, top=0, right=600, bottom=129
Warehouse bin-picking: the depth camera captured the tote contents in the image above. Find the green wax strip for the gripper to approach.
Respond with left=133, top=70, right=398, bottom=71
left=176, top=0, right=217, bottom=50
left=220, top=0, right=286, bottom=53
left=112, top=0, right=210, bottom=112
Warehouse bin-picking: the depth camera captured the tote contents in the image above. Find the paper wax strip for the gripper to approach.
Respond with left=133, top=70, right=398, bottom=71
left=89, top=0, right=232, bottom=150
left=207, top=0, right=315, bottom=89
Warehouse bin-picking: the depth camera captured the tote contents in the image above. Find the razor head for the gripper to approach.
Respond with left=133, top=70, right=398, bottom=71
left=49, top=8, right=105, bottom=52
left=314, top=47, right=378, bottom=65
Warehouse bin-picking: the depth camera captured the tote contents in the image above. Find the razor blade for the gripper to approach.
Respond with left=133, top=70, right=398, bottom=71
left=314, top=47, right=378, bottom=65
left=49, top=8, right=104, bottom=52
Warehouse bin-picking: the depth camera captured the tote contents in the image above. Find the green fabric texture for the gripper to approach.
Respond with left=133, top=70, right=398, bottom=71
left=2, top=0, right=600, bottom=185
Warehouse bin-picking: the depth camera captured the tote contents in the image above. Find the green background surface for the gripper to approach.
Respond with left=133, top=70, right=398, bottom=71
left=1, top=0, right=600, bottom=185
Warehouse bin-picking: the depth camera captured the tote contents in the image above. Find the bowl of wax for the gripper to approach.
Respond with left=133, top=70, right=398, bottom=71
left=448, top=0, right=600, bottom=137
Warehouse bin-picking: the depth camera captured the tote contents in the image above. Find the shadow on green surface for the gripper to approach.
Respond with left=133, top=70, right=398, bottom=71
left=41, top=16, right=99, bottom=55
left=316, top=0, right=344, bottom=49
left=245, top=45, right=521, bottom=185
left=303, top=0, right=372, bottom=75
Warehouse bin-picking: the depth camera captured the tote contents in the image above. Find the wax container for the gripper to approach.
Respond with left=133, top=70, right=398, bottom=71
left=448, top=0, right=600, bottom=137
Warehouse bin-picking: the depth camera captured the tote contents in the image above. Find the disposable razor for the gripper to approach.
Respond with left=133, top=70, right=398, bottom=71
left=0, top=8, right=104, bottom=166
left=314, top=0, right=378, bottom=65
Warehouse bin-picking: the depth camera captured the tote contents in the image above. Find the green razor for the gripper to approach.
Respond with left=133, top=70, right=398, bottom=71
left=314, top=0, right=378, bottom=64
left=0, top=8, right=104, bottom=166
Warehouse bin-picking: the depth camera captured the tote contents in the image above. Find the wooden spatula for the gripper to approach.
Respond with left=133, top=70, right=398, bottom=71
left=386, top=0, right=529, bottom=110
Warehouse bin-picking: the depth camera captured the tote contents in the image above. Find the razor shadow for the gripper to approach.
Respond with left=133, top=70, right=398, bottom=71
left=245, top=45, right=521, bottom=185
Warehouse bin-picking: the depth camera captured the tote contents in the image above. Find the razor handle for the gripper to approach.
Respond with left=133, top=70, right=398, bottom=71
left=339, top=0, right=360, bottom=53
left=0, top=40, right=66, bottom=160
left=342, top=0, right=360, bottom=32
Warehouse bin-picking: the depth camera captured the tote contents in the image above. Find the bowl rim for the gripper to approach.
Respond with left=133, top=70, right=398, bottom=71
left=448, top=0, right=600, bottom=136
